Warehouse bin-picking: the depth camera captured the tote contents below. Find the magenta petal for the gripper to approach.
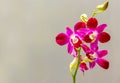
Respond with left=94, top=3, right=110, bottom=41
left=81, top=44, right=90, bottom=53
left=56, top=33, right=69, bottom=46
left=75, top=28, right=89, bottom=39
left=97, top=50, right=108, bottom=58
left=98, top=32, right=111, bottom=43
left=74, top=22, right=86, bottom=32
left=87, top=18, right=98, bottom=29
left=79, top=62, right=88, bottom=73
left=66, top=27, right=73, bottom=36
left=72, top=50, right=78, bottom=57
left=89, top=61, right=96, bottom=69
left=76, top=28, right=88, bottom=34
left=96, top=58, right=109, bottom=69
left=67, top=43, right=73, bottom=54
left=90, top=40, right=98, bottom=51
left=97, top=24, right=107, bottom=33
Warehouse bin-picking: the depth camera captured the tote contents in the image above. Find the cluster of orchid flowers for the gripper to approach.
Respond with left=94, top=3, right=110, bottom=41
left=55, top=1, right=110, bottom=83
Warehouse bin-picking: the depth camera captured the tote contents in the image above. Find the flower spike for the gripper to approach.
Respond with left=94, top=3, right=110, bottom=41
left=55, top=1, right=110, bottom=83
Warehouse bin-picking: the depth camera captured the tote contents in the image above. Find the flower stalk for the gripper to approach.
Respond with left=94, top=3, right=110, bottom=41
left=72, top=48, right=81, bottom=83
left=91, top=1, right=109, bottom=17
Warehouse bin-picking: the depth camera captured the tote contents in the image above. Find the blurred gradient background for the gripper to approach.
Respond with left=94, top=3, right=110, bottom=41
left=0, top=0, right=119, bottom=83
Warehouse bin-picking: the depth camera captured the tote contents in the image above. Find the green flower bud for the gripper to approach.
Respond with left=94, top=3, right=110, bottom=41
left=96, top=1, right=109, bottom=12
left=69, top=58, right=78, bottom=76
left=80, top=14, right=88, bottom=22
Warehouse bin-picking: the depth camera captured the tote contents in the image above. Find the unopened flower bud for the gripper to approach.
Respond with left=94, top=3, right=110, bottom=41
left=70, top=58, right=78, bottom=76
left=96, top=1, right=109, bottom=12
left=80, top=14, right=88, bottom=22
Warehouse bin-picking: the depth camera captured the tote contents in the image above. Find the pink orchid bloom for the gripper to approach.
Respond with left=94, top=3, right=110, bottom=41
left=56, top=27, right=83, bottom=57
left=82, top=42, right=109, bottom=69
left=74, top=18, right=110, bottom=44
left=85, top=18, right=110, bottom=43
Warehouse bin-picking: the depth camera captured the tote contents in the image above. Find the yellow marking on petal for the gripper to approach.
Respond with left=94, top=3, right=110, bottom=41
left=89, top=31, right=98, bottom=42
left=71, top=35, right=78, bottom=44
left=89, top=34, right=96, bottom=40
left=83, top=57, right=90, bottom=63
left=83, top=57, right=94, bottom=63
left=73, top=38, right=78, bottom=43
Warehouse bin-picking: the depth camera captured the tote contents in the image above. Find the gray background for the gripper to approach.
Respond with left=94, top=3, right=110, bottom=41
left=0, top=0, right=119, bottom=83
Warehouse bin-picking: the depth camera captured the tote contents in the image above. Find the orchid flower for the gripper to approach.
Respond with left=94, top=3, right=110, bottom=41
left=75, top=18, right=110, bottom=44
left=82, top=41, right=109, bottom=69
left=56, top=27, right=83, bottom=57
left=55, top=1, right=110, bottom=83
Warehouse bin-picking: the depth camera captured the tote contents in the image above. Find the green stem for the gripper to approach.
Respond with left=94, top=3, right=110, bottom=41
left=72, top=75, right=76, bottom=83
left=72, top=48, right=81, bottom=83
left=91, top=10, right=96, bottom=17
left=91, top=9, right=103, bottom=17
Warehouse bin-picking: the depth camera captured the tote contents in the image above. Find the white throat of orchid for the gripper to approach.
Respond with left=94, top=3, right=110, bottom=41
left=71, top=35, right=79, bottom=44
left=89, top=31, right=98, bottom=42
